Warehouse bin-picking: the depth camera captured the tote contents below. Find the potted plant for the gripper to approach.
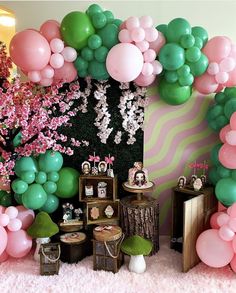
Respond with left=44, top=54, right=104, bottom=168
left=121, top=235, right=153, bottom=273
left=27, top=211, right=59, bottom=261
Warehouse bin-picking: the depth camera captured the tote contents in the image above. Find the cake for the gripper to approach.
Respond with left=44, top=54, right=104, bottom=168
left=128, top=162, right=149, bottom=188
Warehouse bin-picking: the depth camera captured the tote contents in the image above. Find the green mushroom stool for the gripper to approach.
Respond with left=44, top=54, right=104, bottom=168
left=121, top=235, right=153, bottom=274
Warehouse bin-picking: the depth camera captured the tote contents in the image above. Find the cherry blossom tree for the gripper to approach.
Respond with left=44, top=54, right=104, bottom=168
left=0, top=41, right=12, bottom=88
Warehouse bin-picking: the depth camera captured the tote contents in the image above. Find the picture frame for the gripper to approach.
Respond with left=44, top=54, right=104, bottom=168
left=98, top=161, right=107, bottom=174
left=81, top=161, right=91, bottom=175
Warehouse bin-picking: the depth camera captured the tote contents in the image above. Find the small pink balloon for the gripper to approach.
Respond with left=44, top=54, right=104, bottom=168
left=125, top=16, right=140, bottom=30
left=6, top=229, right=32, bottom=258
left=227, top=203, right=236, bottom=217
left=230, top=254, right=236, bottom=272
left=228, top=218, right=236, bottom=232
left=7, top=218, right=22, bottom=232
left=143, top=49, right=156, bottom=62
left=219, top=143, right=236, bottom=169
left=41, top=65, right=54, bottom=79
left=220, top=57, right=236, bottom=72
left=0, top=226, right=7, bottom=255
left=232, top=236, right=236, bottom=253
left=210, top=212, right=225, bottom=229
left=118, top=29, right=132, bottom=43
left=135, top=40, right=149, bottom=52
left=215, top=71, right=229, bottom=84
left=215, top=84, right=224, bottom=93
left=225, top=67, right=236, bottom=87
left=131, top=27, right=145, bottom=43
left=194, top=73, right=218, bottom=94
left=40, top=20, right=61, bottom=42
left=134, top=73, right=156, bottom=87
left=142, top=62, right=153, bottom=76
left=53, top=61, right=77, bottom=84
left=28, top=70, right=41, bottom=83
left=119, top=21, right=126, bottom=30
left=5, top=206, right=18, bottom=219
left=219, top=124, right=231, bottom=143
left=217, top=213, right=230, bottom=227
left=207, top=62, right=219, bottom=75
left=0, top=206, right=5, bottom=214
left=0, top=251, right=9, bottom=263
left=226, top=130, right=236, bottom=145
left=16, top=206, right=35, bottom=230
left=50, top=53, right=64, bottom=69
left=140, top=16, right=153, bottom=28
left=50, top=38, right=64, bottom=53
left=61, top=47, right=77, bottom=62
left=40, top=78, right=53, bottom=87
left=230, top=112, right=236, bottom=130
left=149, top=31, right=166, bottom=54
left=218, top=225, right=235, bottom=241
left=0, top=214, right=9, bottom=227
left=152, top=60, right=163, bottom=75
left=145, top=27, right=158, bottom=42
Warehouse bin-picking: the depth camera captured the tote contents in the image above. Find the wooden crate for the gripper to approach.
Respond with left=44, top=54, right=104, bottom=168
left=39, top=243, right=60, bottom=276
left=79, top=175, right=117, bottom=202
left=170, top=186, right=217, bottom=272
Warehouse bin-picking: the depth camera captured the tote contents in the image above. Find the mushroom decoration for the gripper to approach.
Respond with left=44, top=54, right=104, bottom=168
left=121, top=235, right=153, bottom=273
left=27, top=211, right=59, bottom=261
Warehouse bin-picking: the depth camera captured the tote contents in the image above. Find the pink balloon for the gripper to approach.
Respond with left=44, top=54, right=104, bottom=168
left=226, top=67, right=236, bottom=87
left=40, top=20, right=61, bottom=42
left=5, top=206, right=18, bottom=219
left=0, top=251, right=9, bottom=262
left=119, top=21, right=126, bottom=30
left=131, top=27, right=145, bottom=43
left=145, top=27, right=158, bottom=42
left=226, top=130, right=236, bottom=145
left=230, top=112, right=236, bottom=130
left=10, top=29, right=51, bottom=71
left=230, top=254, right=236, bottom=272
left=50, top=53, right=64, bottom=69
left=106, top=43, right=143, bottom=82
left=196, top=229, right=234, bottom=268
left=220, top=57, right=236, bottom=72
left=228, top=218, right=236, bottom=232
left=28, top=71, right=41, bottom=83
left=40, top=78, right=53, bottom=87
left=61, top=47, right=77, bottom=62
left=140, top=16, right=153, bottom=29
left=0, top=205, right=6, bottom=214
left=215, top=84, right=224, bottom=93
left=210, top=211, right=225, bottom=229
left=217, top=213, right=230, bottom=227
left=142, top=62, right=153, bottom=76
left=215, top=71, right=229, bottom=84
left=194, top=73, right=218, bottom=94
left=0, top=226, right=7, bottom=255
left=40, top=65, right=54, bottom=79
left=53, top=61, right=77, bottom=84
left=207, top=62, right=219, bottom=75
left=7, top=218, right=22, bottom=232
left=126, top=16, right=140, bottom=30
left=134, top=73, right=156, bottom=87
left=219, top=143, right=236, bottom=169
left=16, top=206, right=35, bottom=230
left=135, top=40, right=149, bottom=52
left=50, top=38, right=64, bottom=53
left=6, top=230, right=32, bottom=258
left=203, top=36, right=232, bottom=63
left=149, top=31, right=166, bottom=54
left=232, top=236, right=236, bottom=253
left=152, top=60, right=163, bottom=75
left=218, top=225, right=235, bottom=241
left=0, top=214, right=9, bottom=226
left=227, top=203, right=236, bottom=218
left=219, top=124, right=231, bottom=143
left=143, top=49, right=156, bottom=62
left=118, top=29, right=132, bottom=43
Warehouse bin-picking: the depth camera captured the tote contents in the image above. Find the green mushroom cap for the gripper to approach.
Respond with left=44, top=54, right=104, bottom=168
left=27, top=211, right=59, bottom=238
left=121, top=235, right=153, bottom=256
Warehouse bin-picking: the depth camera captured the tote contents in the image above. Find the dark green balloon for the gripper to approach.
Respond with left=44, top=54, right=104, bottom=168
left=185, top=46, right=201, bottom=63
left=209, top=104, right=224, bottom=118
left=88, top=60, right=109, bottom=80
left=231, top=170, right=236, bottom=181
left=113, top=19, right=122, bottom=28
left=35, top=171, right=47, bottom=184
left=0, top=190, right=6, bottom=201
left=166, top=18, right=191, bottom=43
left=22, top=183, right=47, bottom=210
left=177, top=65, right=191, bottom=77
left=192, top=26, right=208, bottom=46
left=81, top=47, right=94, bottom=61
left=210, top=143, right=222, bottom=166
left=92, top=12, right=107, bottom=29
left=217, top=165, right=231, bottom=178
left=159, top=78, right=192, bottom=105
left=43, top=181, right=57, bottom=194
left=86, top=4, right=103, bottom=16
left=14, top=193, right=23, bottom=205
left=215, top=92, right=226, bottom=104
left=179, top=73, right=194, bottom=86
left=38, top=150, right=63, bottom=173
left=94, top=46, right=108, bottom=62
left=208, top=167, right=221, bottom=185
left=14, top=157, right=38, bottom=177
left=20, top=171, right=35, bottom=184
left=39, top=194, right=59, bottom=214
left=186, top=53, right=208, bottom=76
left=88, top=34, right=102, bottom=50
left=224, top=87, right=236, bottom=99
left=74, top=56, right=89, bottom=71
left=78, top=69, right=88, bottom=78
left=165, top=71, right=178, bottom=83
left=103, top=10, right=114, bottom=23
left=0, top=192, right=12, bottom=207
left=194, top=37, right=203, bottom=49
left=47, top=171, right=59, bottom=183
left=215, top=115, right=228, bottom=130
left=159, top=43, right=185, bottom=70
left=11, top=179, right=28, bottom=194
left=216, top=178, right=236, bottom=206
left=156, top=24, right=168, bottom=37
left=98, top=24, right=119, bottom=49
left=55, top=167, right=79, bottom=198
left=13, top=132, right=22, bottom=147
left=180, top=34, right=195, bottom=49
left=60, top=11, right=95, bottom=50
left=224, top=98, right=236, bottom=119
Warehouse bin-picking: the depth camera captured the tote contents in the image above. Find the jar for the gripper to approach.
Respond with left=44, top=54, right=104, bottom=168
left=97, top=182, right=107, bottom=198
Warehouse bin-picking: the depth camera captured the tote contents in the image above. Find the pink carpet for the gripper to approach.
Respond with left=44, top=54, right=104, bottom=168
left=0, top=236, right=236, bottom=293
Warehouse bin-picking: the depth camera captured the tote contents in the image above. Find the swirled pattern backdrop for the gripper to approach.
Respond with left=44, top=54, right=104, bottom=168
left=144, top=86, right=219, bottom=234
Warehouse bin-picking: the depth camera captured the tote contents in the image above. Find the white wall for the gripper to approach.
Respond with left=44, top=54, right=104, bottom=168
left=1, top=1, right=236, bottom=42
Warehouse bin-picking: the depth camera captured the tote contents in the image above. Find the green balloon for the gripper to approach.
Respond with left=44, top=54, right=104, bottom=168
left=43, top=181, right=57, bottom=194
left=185, top=46, right=201, bottom=63
left=166, top=18, right=191, bottom=43
left=35, top=171, right=47, bottom=184
left=13, top=132, right=22, bottom=147
left=216, top=178, right=236, bottom=206
left=159, top=78, right=192, bottom=105
left=14, top=193, right=23, bottom=205
left=113, top=19, right=122, bottom=28
left=14, top=157, right=38, bottom=177
left=22, top=184, right=47, bottom=210
left=224, top=87, right=236, bottom=98
left=39, top=194, right=59, bottom=214
left=88, top=60, right=109, bottom=80
left=156, top=24, right=168, bottom=37
left=217, top=165, right=231, bottom=178
left=38, top=150, right=63, bottom=173
left=231, top=170, right=236, bottom=181
left=159, top=43, right=185, bottom=70
left=11, top=179, right=28, bottom=194
left=88, top=34, right=102, bottom=50
left=224, top=98, right=236, bottom=119
left=208, top=167, right=221, bottom=185
left=179, top=73, right=194, bottom=86
left=47, top=171, right=59, bottom=182
left=186, top=53, right=208, bottom=76
left=194, top=37, right=203, bottom=49
left=60, top=11, right=95, bottom=50
left=78, top=69, right=88, bottom=78
left=164, top=71, right=178, bottom=83
left=56, top=167, right=79, bottom=198
left=210, top=143, right=222, bottom=166
left=192, top=26, right=208, bottom=46
left=177, top=65, right=191, bottom=77
left=180, top=34, right=195, bottom=49
left=92, top=12, right=107, bottom=29
left=0, top=192, right=12, bottom=207
left=215, top=115, right=228, bottom=130
left=215, top=92, right=226, bottom=104
left=98, top=23, right=119, bottom=49
left=94, top=46, right=108, bottom=62
left=20, top=171, right=35, bottom=184
left=0, top=190, right=6, bottom=201
left=86, top=4, right=103, bottom=16
left=74, top=56, right=89, bottom=71
left=81, top=47, right=94, bottom=61
left=103, top=10, right=114, bottom=23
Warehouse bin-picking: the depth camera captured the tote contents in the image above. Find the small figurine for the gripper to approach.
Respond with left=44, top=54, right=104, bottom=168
left=81, top=161, right=91, bottom=175
left=85, top=185, right=94, bottom=198
left=104, top=205, right=114, bottom=218
left=98, top=161, right=107, bottom=174
left=105, top=154, right=115, bottom=177
left=133, top=170, right=147, bottom=187
left=190, top=174, right=197, bottom=186
left=74, top=208, right=83, bottom=220
left=193, top=178, right=202, bottom=191
left=177, top=176, right=186, bottom=188
left=89, top=152, right=100, bottom=176
left=90, top=207, right=100, bottom=220
left=200, top=175, right=206, bottom=186
left=97, top=182, right=107, bottom=198
left=62, top=203, right=74, bottom=222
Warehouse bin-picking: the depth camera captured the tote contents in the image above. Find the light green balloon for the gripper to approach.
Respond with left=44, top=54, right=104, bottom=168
left=38, top=150, right=63, bottom=173
left=22, top=184, right=47, bottom=210
left=56, top=167, right=79, bottom=198
left=11, top=179, right=28, bottom=194
left=47, top=172, right=59, bottom=182
left=159, top=43, right=185, bottom=71
left=177, top=65, right=191, bottom=77
left=43, top=181, right=57, bottom=194
left=180, top=34, right=195, bottom=49
left=192, top=26, right=208, bottom=46
left=164, top=71, right=178, bottom=83
left=185, top=46, right=201, bottom=63
left=39, top=194, right=59, bottom=214
left=178, top=73, right=194, bottom=86
left=20, top=171, right=35, bottom=184
left=35, top=171, right=47, bottom=184
left=14, top=157, right=38, bottom=177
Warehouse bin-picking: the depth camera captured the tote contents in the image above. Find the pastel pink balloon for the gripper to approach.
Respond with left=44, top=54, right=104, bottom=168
left=215, top=71, right=229, bottom=84
left=218, top=225, right=235, bottom=241
left=217, top=213, right=230, bottom=227
left=0, top=226, right=7, bottom=255
left=16, top=206, right=35, bottom=230
left=7, top=218, right=22, bottom=232
left=142, top=62, right=153, bottom=76
left=118, top=29, right=132, bottom=43
left=40, top=20, right=61, bottom=42
left=0, top=214, right=9, bottom=226
left=61, top=47, right=77, bottom=62
left=106, top=43, right=143, bottom=82
left=0, top=206, right=5, bottom=214
left=152, top=60, right=163, bottom=75
left=53, top=61, right=77, bottom=84
left=28, top=71, right=41, bottom=83
left=125, top=16, right=140, bottom=30
left=227, top=203, right=236, bottom=217
left=50, top=53, right=64, bottom=69
left=131, top=27, right=145, bottom=43
left=230, top=112, right=236, bottom=130
left=220, top=57, right=236, bottom=72
left=119, top=21, right=126, bottom=30
left=230, top=254, right=236, bottom=272
left=226, top=130, right=236, bottom=145
left=135, top=40, right=149, bottom=52
left=6, top=230, right=32, bottom=258
left=40, top=65, right=54, bottom=79
left=210, top=212, right=225, bottom=229
left=202, top=36, right=232, bottom=63
left=207, top=62, right=219, bottom=75
left=143, top=49, right=156, bottom=63
left=149, top=31, right=166, bottom=54
left=40, top=78, right=53, bottom=87
left=10, top=29, right=51, bottom=71
left=5, top=206, right=18, bottom=219
left=194, top=73, right=218, bottom=94
left=145, top=27, right=158, bottom=42
left=140, top=16, right=153, bottom=28
left=215, top=84, right=224, bottom=93
left=219, top=124, right=231, bottom=143
left=228, top=218, right=236, bottom=232
left=196, top=229, right=234, bottom=268
left=219, top=143, right=236, bottom=169
left=134, top=73, right=156, bottom=86
left=50, top=38, right=64, bottom=53
left=0, top=251, right=9, bottom=263
left=232, top=236, right=236, bottom=253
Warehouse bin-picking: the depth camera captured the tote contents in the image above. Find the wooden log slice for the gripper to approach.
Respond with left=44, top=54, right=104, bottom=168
left=93, top=225, right=122, bottom=242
